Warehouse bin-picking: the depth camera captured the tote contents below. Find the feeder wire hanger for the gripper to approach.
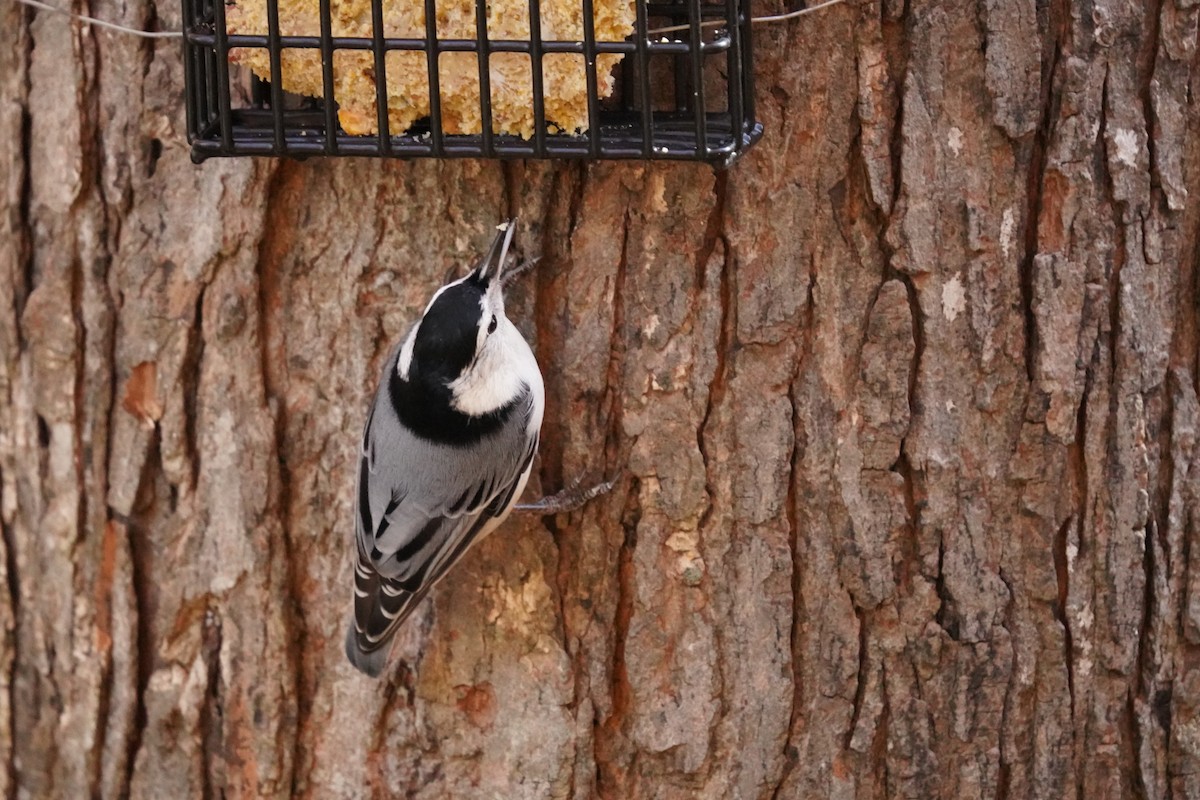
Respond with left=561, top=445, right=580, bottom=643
left=10, top=0, right=182, bottom=37
left=8, top=0, right=848, bottom=41
left=647, top=0, right=848, bottom=34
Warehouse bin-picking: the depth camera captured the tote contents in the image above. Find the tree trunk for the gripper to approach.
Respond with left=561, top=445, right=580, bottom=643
left=2, top=0, right=1199, bottom=797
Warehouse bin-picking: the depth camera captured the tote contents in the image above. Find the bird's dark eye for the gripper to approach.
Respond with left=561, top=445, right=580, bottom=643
left=488, top=315, right=498, bottom=334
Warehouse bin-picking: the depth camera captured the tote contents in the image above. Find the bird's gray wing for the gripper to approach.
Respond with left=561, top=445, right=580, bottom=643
left=345, top=394, right=538, bottom=676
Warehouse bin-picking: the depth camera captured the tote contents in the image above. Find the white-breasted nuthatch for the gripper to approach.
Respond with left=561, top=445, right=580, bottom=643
left=346, top=221, right=544, bottom=677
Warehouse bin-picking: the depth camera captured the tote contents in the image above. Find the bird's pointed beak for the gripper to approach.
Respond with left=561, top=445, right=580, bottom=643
left=474, top=219, right=518, bottom=286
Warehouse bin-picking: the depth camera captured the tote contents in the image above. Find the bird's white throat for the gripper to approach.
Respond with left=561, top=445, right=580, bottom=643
left=448, top=320, right=534, bottom=417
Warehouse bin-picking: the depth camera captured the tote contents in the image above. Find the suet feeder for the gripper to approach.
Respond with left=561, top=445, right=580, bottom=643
left=181, top=0, right=761, bottom=165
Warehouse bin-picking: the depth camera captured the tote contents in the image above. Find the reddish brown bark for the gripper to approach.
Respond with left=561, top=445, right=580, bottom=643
left=2, top=0, right=1200, bottom=797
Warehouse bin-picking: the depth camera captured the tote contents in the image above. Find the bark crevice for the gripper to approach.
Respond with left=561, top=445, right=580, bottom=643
left=594, top=206, right=635, bottom=799
left=257, top=159, right=306, bottom=797
left=768, top=376, right=803, bottom=800
left=2, top=1, right=1197, bottom=796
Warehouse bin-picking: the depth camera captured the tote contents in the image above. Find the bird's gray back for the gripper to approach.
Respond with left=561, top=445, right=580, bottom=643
left=359, top=371, right=537, bottom=567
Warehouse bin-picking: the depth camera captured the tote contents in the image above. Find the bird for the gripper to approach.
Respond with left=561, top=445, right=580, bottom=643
left=345, top=221, right=545, bottom=677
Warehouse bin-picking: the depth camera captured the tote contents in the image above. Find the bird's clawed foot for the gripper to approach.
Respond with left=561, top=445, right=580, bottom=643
left=516, top=471, right=620, bottom=515
left=501, top=257, right=540, bottom=286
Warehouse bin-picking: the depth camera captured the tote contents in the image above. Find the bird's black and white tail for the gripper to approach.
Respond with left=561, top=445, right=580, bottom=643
left=344, top=544, right=428, bottom=677
left=345, top=504, right=515, bottom=676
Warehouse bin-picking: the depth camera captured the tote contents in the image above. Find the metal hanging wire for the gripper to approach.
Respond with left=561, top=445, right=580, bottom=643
left=6, top=0, right=848, bottom=45
left=9, top=0, right=181, bottom=38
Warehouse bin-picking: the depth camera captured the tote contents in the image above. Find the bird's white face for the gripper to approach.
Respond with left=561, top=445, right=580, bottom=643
left=471, top=278, right=506, bottom=355
left=394, top=222, right=535, bottom=419
left=401, top=224, right=518, bottom=384
left=396, top=270, right=507, bottom=380
left=449, top=282, right=527, bottom=417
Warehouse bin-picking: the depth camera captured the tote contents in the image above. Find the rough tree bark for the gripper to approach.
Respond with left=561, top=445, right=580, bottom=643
left=2, top=0, right=1199, bottom=797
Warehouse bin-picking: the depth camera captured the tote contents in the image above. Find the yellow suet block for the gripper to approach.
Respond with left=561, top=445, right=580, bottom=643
left=226, top=0, right=634, bottom=137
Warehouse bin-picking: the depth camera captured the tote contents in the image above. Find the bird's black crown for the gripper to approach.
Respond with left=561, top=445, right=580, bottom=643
left=411, top=277, right=488, bottom=382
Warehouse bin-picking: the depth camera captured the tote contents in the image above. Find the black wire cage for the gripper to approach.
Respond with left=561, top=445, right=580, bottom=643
left=181, top=0, right=762, bottom=165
